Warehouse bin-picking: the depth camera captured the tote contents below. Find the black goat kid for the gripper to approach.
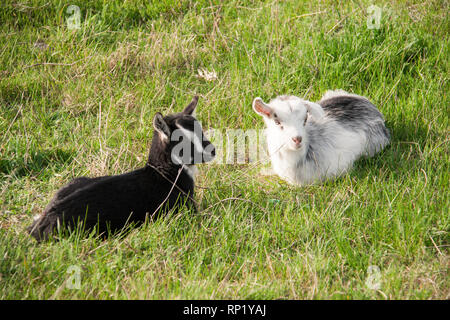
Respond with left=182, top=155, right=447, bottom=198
left=28, top=96, right=215, bottom=242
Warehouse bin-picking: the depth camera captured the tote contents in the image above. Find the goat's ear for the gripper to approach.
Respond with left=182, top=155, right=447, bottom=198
left=305, top=102, right=325, bottom=120
left=252, top=97, right=272, bottom=118
left=183, top=96, right=199, bottom=115
left=153, top=113, right=171, bottom=141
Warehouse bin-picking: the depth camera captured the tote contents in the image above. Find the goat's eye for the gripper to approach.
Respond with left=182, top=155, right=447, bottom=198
left=304, top=114, right=308, bottom=125
left=274, top=119, right=283, bottom=130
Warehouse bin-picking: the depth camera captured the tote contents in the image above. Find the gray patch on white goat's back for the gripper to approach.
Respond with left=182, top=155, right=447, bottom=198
left=318, top=95, right=390, bottom=154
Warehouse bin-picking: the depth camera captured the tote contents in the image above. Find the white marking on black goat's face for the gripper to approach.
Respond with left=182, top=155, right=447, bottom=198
left=152, top=96, right=215, bottom=166
left=167, top=96, right=215, bottom=165
left=253, top=96, right=310, bottom=152
left=171, top=116, right=215, bottom=165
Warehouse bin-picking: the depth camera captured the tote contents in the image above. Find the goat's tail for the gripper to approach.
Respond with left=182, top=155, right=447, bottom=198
left=27, top=214, right=58, bottom=242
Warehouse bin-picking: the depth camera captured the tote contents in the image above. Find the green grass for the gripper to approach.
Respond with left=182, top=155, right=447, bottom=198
left=0, top=0, right=448, bottom=299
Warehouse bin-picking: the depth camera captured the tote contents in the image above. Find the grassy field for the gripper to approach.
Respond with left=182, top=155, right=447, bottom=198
left=0, top=0, right=448, bottom=299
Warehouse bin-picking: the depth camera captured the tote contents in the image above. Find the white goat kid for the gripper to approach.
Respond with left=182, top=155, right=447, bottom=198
left=253, top=90, right=390, bottom=185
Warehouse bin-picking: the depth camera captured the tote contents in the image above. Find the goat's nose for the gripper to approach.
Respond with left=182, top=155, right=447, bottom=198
left=292, top=136, right=302, bottom=145
left=211, top=147, right=216, bottom=157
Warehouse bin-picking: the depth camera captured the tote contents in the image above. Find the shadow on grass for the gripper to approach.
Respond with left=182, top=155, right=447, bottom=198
left=0, top=149, right=75, bottom=178
left=351, top=120, right=438, bottom=179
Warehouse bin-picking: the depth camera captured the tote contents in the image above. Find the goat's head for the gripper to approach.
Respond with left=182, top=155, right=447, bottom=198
left=152, top=96, right=215, bottom=165
left=252, top=95, right=325, bottom=154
